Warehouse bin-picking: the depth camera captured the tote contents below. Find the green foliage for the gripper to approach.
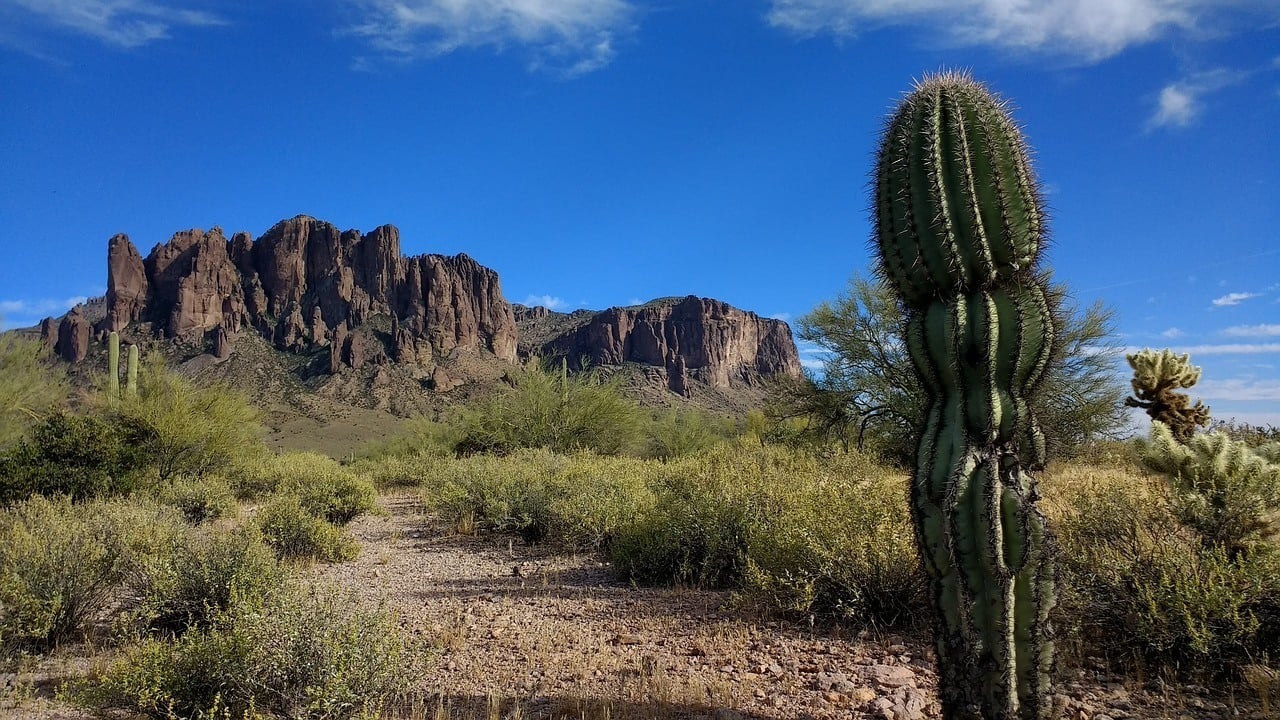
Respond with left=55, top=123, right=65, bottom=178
left=227, top=451, right=377, bottom=524
left=155, top=476, right=237, bottom=524
left=0, top=496, right=183, bottom=653
left=0, top=333, right=67, bottom=450
left=872, top=72, right=1056, bottom=717
left=1126, top=349, right=1211, bottom=443
left=609, top=445, right=924, bottom=624
left=643, top=408, right=726, bottom=460
left=450, top=360, right=644, bottom=456
left=0, top=411, right=151, bottom=504
left=93, top=583, right=417, bottom=719
left=256, top=495, right=358, bottom=563
left=1047, top=465, right=1280, bottom=671
left=789, top=274, right=1127, bottom=465
left=1137, top=421, right=1280, bottom=557
left=112, top=357, right=264, bottom=482
left=121, top=525, right=281, bottom=635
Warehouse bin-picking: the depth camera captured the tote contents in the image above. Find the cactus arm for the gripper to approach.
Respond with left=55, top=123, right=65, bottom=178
left=107, top=331, right=120, bottom=403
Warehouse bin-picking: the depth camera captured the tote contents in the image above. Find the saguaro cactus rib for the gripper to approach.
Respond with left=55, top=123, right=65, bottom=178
left=872, top=72, right=1057, bottom=719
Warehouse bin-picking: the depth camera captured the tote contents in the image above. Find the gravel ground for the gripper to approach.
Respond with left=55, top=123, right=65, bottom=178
left=3, top=493, right=1274, bottom=720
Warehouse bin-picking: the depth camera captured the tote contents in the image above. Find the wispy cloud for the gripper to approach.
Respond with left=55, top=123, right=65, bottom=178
left=1148, top=68, right=1247, bottom=129
left=1122, top=343, right=1280, bottom=356
left=1160, top=327, right=1185, bottom=339
left=1212, top=291, right=1263, bottom=307
left=347, top=0, right=635, bottom=77
left=0, top=296, right=88, bottom=330
left=1223, top=324, right=1280, bottom=338
left=770, top=312, right=793, bottom=322
left=764, top=0, right=1277, bottom=62
left=5, top=0, right=225, bottom=48
left=1195, top=378, right=1280, bottom=402
left=521, top=294, right=569, bottom=311
left=796, top=340, right=829, bottom=371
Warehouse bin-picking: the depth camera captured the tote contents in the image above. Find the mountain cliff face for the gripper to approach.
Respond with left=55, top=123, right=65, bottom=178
left=515, top=296, right=802, bottom=396
left=43, top=217, right=801, bottom=401
left=66, top=215, right=519, bottom=370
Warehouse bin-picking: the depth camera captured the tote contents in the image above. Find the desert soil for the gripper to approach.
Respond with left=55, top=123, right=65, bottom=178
left=2, top=493, right=1271, bottom=720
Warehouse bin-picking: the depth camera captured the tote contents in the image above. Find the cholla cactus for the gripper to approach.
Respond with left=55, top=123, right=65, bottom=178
left=873, top=72, right=1056, bottom=719
left=1138, top=421, right=1280, bottom=557
left=1125, top=349, right=1210, bottom=443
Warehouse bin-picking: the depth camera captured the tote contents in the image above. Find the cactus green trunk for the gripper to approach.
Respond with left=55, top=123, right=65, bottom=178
left=107, top=331, right=120, bottom=404
left=126, top=344, right=139, bottom=398
left=873, top=72, right=1057, bottom=719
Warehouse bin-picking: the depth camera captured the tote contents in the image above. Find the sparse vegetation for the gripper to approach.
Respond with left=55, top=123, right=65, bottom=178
left=0, top=334, right=67, bottom=450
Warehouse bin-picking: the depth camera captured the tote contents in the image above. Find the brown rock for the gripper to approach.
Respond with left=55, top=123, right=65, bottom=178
left=211, top=326, right=231, bottom=359
left=538, top=296, right=801, bottom=392
left=330, top=322, right=349, bottom=374
left=103, top=233, right=148, bottom=332
left=55, top=306, right=91, bottom=362
left=38, top=317, right=58, bottom=352
left=98, top=215, right=520, bottom=373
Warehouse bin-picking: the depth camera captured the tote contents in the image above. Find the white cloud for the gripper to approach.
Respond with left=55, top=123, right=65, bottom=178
left=1121, top=343, right=1280, bottom=356
left=799, top=356, right=827, bottom=371
left=1195, top=378, right=1280, bottom=401
left=0, top=296, right=88, bottom=330
left=348, top=0, right=635, bottom=76
left=6, top=0, right=224, bottom=48
left=1223, top=324, right=1280, bottom=338
left=521, top=294, right=569, bottom=311
left=1148, top=68, right=1246, bottom=129
left=763, top=0, right=1267, bottom=62
left=1160, top=327, right=1185, bottom=339
left=1212, top=291, right=1262, bottom=307
left=770, top=312, right=793, bottom=322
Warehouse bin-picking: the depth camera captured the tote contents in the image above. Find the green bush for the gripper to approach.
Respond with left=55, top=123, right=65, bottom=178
left=121, top=526, right=281, bottom=635
left=155, top=476, right=237, bottom=524
left=1045, top=464, right=1280, bottom=672
left=256, top=496, right=357, bottom=563
left=0, top=411, right=151, bottom=504
left=226, top=453, right=377, bottom=525
left=0, top=497, right=183, bottom=653
left=93, top=583, right=418, bottom=719
left=112, top=359, right=264, bottom=482
left=0, top=333, right=67, bottom=450
left=450, top=360, right=643, bottom=456
left=643, top=409, right=726, bottom=460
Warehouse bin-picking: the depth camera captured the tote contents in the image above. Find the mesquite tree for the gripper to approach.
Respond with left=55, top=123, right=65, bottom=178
left=872, top=72, right=1057, bottom=719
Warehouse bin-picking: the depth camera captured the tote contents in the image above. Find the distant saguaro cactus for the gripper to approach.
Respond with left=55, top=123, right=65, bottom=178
left=872, top=72, right=1057, bottom=719
left=107, top=331, right=120, bottom=404
left=126, top=344, right=139, bottom=398
left=1125, top=348, right=1210, bottom=443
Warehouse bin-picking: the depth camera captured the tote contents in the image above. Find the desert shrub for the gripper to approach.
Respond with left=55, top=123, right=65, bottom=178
left=256, top=496, right=357, bottom=563
left=416, top=450, right=658, bottom=548
left=155, top=476, right=236, bottom=524
left=609, top=445, right=925, bottom=624
left=352, top=453, right=434, bottom=490
left=0, top=333, right=67, bottom=450
left=0, top=497, right=183, bottom=653
left=1044, top=463, right=1280, bottom=672
left=226, top=453, right=377, bottom=526
left=0, top=411, right=151, bottom=504
left=111, top=359, right=264, bottom=482
left=120, top=526, right=281, bottom=635
left=643, top=409, right=726, bottom=460
left=356, top=417, right=457, bottom=462
left=93, top=583, right=417, bottom=719
left=450, top=360, right=643, bottom=456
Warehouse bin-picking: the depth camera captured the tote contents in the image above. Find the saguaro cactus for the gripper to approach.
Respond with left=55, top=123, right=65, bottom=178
left=872, top=72, right=1057, bottom=719
left=126, top=344, right=139, bottom=398
left=107, top=331, right=121, bottom=403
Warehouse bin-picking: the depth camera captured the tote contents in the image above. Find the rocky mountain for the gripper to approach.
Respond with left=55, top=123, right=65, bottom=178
left=514, top=297, right=801, bottom=396
left=41, top=216, right=801, bottom=408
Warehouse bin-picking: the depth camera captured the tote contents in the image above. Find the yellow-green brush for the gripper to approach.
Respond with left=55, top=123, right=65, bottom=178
left=873, top=72, right=1056, bottom=719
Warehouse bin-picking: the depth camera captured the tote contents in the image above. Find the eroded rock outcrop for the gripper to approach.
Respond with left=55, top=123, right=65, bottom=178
left=532, top=296, right=802, bottom=394
left=95, top=215, right=519, bottom=371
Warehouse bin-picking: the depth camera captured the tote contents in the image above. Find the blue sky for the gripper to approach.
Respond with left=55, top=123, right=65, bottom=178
left=1, top=0, right=1277, bottom=427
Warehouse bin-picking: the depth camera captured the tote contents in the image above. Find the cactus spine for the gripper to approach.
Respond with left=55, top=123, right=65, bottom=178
left=873, top=72, right=1056, bottom=719
left=107, top=331, right=121, bottom=404
left=126, top=344, right=139, bottom=398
